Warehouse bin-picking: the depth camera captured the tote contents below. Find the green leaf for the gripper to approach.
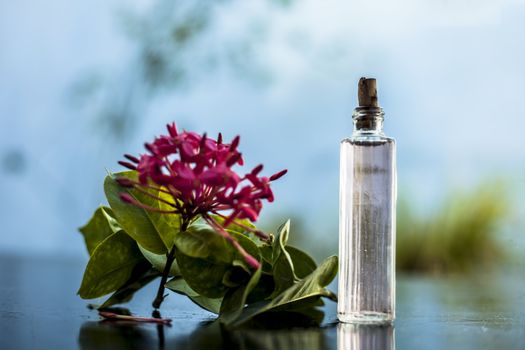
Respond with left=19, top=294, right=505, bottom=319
left=270, top=220, right=300, bottom=297
left=287, top=246, right=317, bottom=279
left=104, top=171, right=169, bottom=254
left=219, top=267, right=262, bottom=325
left=230, top=231, right=263, bottom=271
left=99, top=263, right=160, bottom=308
left=173, top=224, right=233, bottom=263
left=138, top=244, right=181, bottom=277
left=259, top=244, right=273, bottom=274
left=221, top=266, right=249, bottom=287
left=151, top=189, right=181, bottom=248
left=210, top=214, right=270, bottom=245
left=174, top=251, right=230, bottom=298
left=245, top=273, right=275, bottom=304
left=272, top=254, right=295, bottom=297
left=173, top=224, right=262, bottom=267
left=260, top=244, right=273, bottom=263
left=79, top=206, right=120, bottom=255
left=272, top=220, right=291, bottom=266
left=267, top=221, right=318, bottom=298
left=227, top=256, right=338, bottom=327
left=166, top=278, right=223, bottom=314
left=211, top=215, right=256, bottom=234
left=272, top=245, right=318, bottom=297
left=220, top=232, right=262, bottom=287
left=173, top=227, right=262, bottom=299
left=78, top=230, right=145, bottom=299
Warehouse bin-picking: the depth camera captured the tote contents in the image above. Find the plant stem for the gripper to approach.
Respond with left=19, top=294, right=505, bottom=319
left=152, top=221, right=189, bottom=310
left=152, top=245, right=177, bottom=309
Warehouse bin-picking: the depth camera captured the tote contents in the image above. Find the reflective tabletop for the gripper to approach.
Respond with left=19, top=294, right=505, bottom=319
left=1, top=255, right=524, bottom=349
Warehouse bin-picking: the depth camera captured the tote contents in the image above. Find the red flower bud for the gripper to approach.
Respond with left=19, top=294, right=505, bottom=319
left=199, top=132, right=207, bottom=151
left=118, top=161, right=137, bottom=170
left=269, top=169, right=288, bottom=181
left=124, top=154, right=140, bottom=163
left=116, top=177, right=135, bottom=188
left=119, top=193, right=135, bottom=204
left=230, top=135, right=240, bottom=151
left=226, top=153, right=242, bottom=167
left=144, top=143, right=156, bottom=155
left=251, top=164, right=264, bottom=175
left=167, top=122, right=178, bottom=137
left=244, top=254, right=261, bottom=270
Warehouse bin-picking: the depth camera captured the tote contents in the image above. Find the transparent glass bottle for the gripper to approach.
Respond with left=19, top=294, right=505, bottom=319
left=338, top=100, right=396, bottom=324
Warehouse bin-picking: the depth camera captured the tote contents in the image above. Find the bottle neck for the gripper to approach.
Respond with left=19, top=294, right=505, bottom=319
left=352, top=107, right=385, bottom=136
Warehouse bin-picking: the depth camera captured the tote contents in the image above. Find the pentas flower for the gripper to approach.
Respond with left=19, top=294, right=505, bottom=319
left=117, top=123, right=287, bottom=270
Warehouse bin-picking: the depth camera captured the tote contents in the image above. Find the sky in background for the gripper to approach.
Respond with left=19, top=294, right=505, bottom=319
left=1, top=0, right=524, bottom=257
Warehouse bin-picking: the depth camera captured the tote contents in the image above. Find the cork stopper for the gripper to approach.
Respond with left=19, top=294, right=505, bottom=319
left=358, top=77, right=379, bottom=107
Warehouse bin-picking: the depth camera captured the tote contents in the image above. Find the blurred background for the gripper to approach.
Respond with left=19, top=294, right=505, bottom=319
left=1, top=0, right=524, bottom=276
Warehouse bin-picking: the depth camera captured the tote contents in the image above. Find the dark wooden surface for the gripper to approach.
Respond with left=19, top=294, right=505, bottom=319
left=1, top=254, right=524, bottom=349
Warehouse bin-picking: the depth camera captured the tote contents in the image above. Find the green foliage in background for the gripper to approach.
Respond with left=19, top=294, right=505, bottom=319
left=397, top=182, right=509, bottom=274
left=78, top=172, right=337, bottom=327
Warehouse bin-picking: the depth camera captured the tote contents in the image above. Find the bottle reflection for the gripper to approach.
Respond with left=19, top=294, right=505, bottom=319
left=337, top=323, right=394, bottom=350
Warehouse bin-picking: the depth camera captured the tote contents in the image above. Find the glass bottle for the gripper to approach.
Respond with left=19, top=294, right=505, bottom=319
left=338, top=78, right=396, bottom=324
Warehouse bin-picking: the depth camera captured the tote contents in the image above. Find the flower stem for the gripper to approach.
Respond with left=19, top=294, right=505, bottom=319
left=152, top=221, right=189, bottom=310
left=152, top=245, right=177, bottom=309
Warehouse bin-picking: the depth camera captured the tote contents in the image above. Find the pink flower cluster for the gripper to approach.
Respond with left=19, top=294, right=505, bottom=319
left=117, top=123, right=287, bottom=269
